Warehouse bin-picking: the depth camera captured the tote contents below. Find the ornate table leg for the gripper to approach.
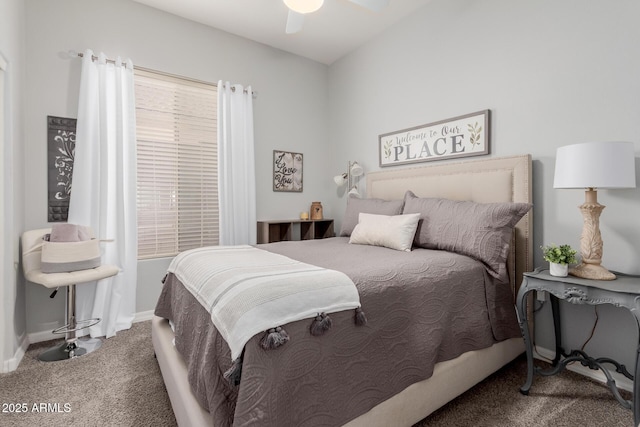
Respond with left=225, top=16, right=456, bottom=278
left=516, top=282, right=534, bottom=395
left=634, top=338, right=640, bottom=426
left=550, top=295, right=562, bottom=366
left=629, top=301, right=640, bottom=427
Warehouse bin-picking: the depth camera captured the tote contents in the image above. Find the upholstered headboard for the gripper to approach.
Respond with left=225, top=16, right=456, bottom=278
left=366, top=154, right=532, bottom=294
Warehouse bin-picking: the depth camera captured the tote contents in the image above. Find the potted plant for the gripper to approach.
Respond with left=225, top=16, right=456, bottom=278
left=541, top=244, right=577, bottom=277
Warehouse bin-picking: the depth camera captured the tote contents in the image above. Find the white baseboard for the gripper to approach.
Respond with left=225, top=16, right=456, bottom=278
left=534, top=346, right=633, bottom=393
left=25, top=310, right=155, bottom=347
left=133, top=310, right=155, bottom=323
left=27, top=329, right=58, bottom=345
left=2, top=334, right=29, bottom=373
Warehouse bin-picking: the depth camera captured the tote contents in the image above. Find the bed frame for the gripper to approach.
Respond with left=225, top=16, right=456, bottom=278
left=152, top=154, right=533, bottom=427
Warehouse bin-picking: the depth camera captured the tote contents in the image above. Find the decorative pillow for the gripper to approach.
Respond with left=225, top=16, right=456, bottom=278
left=339, top=196, right=404, bottom=237
left=349, top=213, right=420, bottom=252
left=402, top=191, right=532, bottom=281
left=49, top=223, right=92, bottom=242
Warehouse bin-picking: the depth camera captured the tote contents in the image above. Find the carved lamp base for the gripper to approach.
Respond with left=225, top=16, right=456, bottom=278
left=569, top=188, right=616, bottom=281
left=569, top=263, right=616, bottom=281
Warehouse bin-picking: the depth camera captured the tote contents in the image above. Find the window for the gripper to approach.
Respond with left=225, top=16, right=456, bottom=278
left=135, top=69, right=219, bottom=259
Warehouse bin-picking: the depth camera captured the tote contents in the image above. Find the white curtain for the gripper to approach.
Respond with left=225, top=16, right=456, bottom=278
left=217, top=81, right=257, bottom=245
left=68, top=50, right=137, bottom=338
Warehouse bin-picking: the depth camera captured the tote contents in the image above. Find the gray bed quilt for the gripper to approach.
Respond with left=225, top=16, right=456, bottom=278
left=154, top=237, right=521, bottom=427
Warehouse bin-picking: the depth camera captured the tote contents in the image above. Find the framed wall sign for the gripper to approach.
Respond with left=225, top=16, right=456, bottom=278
left=379, top=110, right=490, bottom=167
left=273, top=150, right=303, bottom=192
left=47, top=116, right=77, bottom=222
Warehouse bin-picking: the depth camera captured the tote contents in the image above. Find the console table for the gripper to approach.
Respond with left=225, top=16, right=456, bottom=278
left=516, top=268, right=640, bottom=426
left=256, top=219, right=334, bottom=244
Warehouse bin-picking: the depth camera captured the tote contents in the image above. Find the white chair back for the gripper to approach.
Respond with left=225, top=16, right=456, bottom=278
left=21, top=228, right=51, bottom=278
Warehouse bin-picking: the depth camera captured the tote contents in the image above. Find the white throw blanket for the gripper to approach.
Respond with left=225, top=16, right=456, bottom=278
left=167, top=245, right=362, bottom=360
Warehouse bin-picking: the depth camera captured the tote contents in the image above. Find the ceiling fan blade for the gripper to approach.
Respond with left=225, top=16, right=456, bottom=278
left=285, top=10, right=305, bottom=34
left=349, top=0, right=390, bottom=12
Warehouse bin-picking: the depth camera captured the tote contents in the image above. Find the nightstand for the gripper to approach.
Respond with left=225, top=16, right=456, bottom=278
left=516, top=268, right=640, bottom=426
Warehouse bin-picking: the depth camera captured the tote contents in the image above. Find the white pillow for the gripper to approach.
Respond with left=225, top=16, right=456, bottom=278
left=349, top=213, right=420, bottom=252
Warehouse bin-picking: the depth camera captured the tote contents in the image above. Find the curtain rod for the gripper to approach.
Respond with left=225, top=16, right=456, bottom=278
left=71, top=51, right=257, bottom=98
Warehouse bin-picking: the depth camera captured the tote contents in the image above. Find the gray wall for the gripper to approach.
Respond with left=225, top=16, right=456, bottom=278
left=8, top=0, right=640, bottom=376
left=22, top=0, right=332, bottom=334
left=0, top=0, right=27, bottom=370
left=327, top=0, right=640, bottom=369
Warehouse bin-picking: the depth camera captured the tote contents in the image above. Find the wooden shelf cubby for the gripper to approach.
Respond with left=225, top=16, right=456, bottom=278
left=257, top=219, right=334, bottom=244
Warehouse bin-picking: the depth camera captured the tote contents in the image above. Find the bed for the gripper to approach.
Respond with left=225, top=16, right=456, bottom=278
left=151, top=154, right=533, bottom=427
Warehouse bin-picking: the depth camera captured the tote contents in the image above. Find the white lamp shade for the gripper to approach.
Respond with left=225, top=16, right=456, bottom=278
left=553, top=141, right=636, bottom=189
left=350, top=162, right=364, bottom=177
left=334, top=174, right=347, bottom=186
left=348, top=187, right=361, bottom=198
left=283, top=0, right=324, bottom=14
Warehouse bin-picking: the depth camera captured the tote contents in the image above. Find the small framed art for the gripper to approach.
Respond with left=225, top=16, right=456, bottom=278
left=273, top=150, right=303, bottom=192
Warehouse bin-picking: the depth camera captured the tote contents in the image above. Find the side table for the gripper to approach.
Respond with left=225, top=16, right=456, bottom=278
left=256, top=219, right=334, bottom=244
left=516, top=268, right=640, bottom=426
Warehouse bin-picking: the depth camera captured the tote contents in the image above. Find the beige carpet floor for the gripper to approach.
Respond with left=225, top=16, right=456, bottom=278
left=0, top=321, right=633, bottom=426
left=0, top=321, right=176, bottom=427
left=416, top=356, right=633, bottom=427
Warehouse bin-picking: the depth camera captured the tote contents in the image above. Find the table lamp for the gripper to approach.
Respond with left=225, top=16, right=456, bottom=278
left=553, top=141, right=636, bottom=280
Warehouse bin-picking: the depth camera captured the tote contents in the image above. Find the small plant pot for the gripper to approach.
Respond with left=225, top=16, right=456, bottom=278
left=549, top=262, right=568, bottom=277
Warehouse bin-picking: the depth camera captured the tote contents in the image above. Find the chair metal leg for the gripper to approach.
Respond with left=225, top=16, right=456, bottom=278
left=38, top=284, right=103, bottom=362
left=67, top=283, right=77, bottom=346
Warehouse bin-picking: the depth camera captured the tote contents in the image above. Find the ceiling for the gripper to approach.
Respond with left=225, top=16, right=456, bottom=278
left=131, top=0, right=433, bottom=65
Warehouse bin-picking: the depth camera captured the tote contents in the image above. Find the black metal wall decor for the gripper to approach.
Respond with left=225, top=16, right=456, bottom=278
left=47, top=116, right=76, bottom=222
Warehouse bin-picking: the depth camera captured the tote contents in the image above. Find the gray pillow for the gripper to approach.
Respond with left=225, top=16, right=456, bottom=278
left=402, top=191, right=532, bottom=281
left=339, top=196, right=404, bottom=237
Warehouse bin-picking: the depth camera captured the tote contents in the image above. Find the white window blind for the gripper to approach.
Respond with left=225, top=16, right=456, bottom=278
left=135, top=69, right=219, bottom=259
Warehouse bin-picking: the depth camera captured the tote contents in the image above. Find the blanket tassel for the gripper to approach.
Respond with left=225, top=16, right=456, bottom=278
left=354, top=307, right=367, bottom=326
left=223, top=356, right=243, bottom=386
left=260, top=326, right=290, bottom=350
left=310, top=312, right=332, bottom=336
